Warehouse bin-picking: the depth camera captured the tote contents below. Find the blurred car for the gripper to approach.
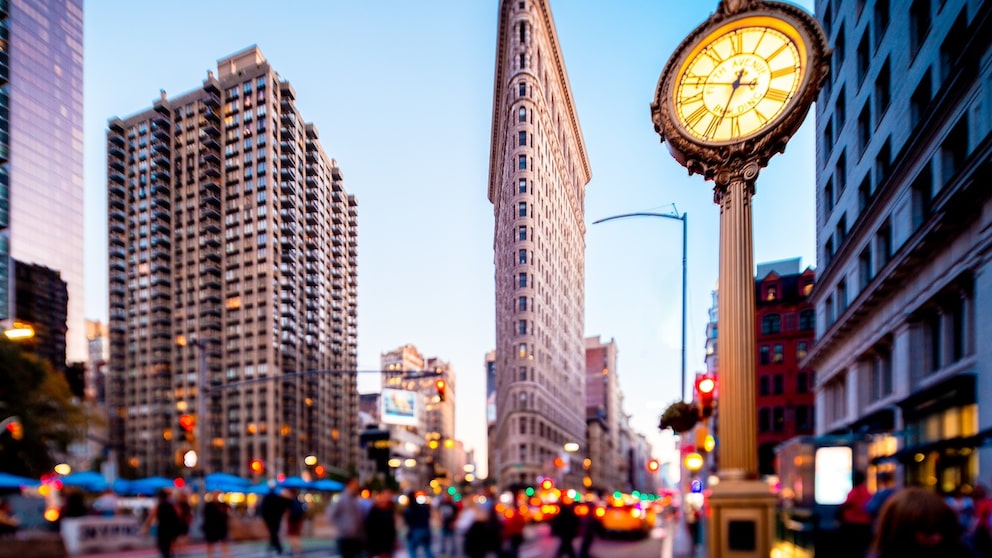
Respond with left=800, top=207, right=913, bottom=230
left=598, top=502, right=654, bottom=539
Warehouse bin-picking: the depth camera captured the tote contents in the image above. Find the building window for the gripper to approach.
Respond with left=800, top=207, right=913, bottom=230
left=939, top=12, right=967, bottom=86
left=519, top=202, right=527, bottom=218
left=822, top=120, right=833, bottom=163
left=760, top=345, right=770, bottom=365
left=909, top=0, right=930, bottom=57
left=825, top=178, right=834, bottom=214
left=835, top=87, right=846, bottom=130
left=857, top=104, right=871, bottom=156
left=825, top=236, right=834, bottom=267
left=518, top=296, right=527, bottom=311
left=773, top=407, right=785, bottom=432
left=941, top=118, right=969, bottom=184
left=519, top=82, right=526, bottom=97
left=859, top=245, right=874, bottom=289
left=518, top=226, right=527, bottom=241
left=875, top=137, right=891, bottom=186
left=519, top=179, right=527, bottom=193
left=797, top=371, right=809, bottom=393
left=519, top=131, right=527, bottom=147
left=869, top=344, right=893, bottom=401
left=876, top=219, right=893, bottom=269
left=911, top=164, right=933, bottom=230
left=519, top=249, right=527, bottom=264
left=796, top=405, right=812, bottom=433
left=874, top=0, right=890, bottom=46
left=759, top=408, right=771, bottom=433
left=518, top=343, right=527, bottom=358
left=761, top=314, right=782, bottom=334
left=875, top=58, right=890, bottom=122
left=760, top=376, right=770, bottom=396
left=773, top=344, right=785, bottom=363
left=836, top=213, right=847, bottom=245
left=518, top=273, right=527, bottom=288
left=519, top=21, right=526, bottom=43
left=518, top=320, right=527, bottom=335
left=911, top=70, right=932, bottom=129
left=519, top=107, right=527, bottom=122
left=773, top=374, right=784, bottom=394
left=837, top=279, right=848, bottom=314
left=519, top=53, right=526, bottom=69
left=856, top=30, right=870, bottom=86
left=833, top=26, right=846, bottom=75
left=520, top=367, right=528, bottom=381
left=858, top=174, right=872, bottom=213
left=826, top=295, right=836, bottom=326
left=518, top=155, right=527, bottom=170
left=766, top=285, right=778, bottom=301
left=836, top=150, right=847, bottom=193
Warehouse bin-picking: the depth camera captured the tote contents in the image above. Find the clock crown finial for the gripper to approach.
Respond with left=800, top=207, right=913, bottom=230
left=718, top=0, right=762, bottom=16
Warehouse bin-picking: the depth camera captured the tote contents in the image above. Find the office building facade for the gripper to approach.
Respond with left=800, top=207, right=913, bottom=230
left=106, top=46, right=358, bottom=478
left=809, top=0, right=992, bottom=489
left=584, top=336, right=623, bottom=491
left=489, top=0, right=591, bottom=486
left=1, top=0, right=85, bottom=363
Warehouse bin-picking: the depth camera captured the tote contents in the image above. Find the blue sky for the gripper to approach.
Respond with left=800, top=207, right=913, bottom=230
left=83, top=0, right=816, bottom=475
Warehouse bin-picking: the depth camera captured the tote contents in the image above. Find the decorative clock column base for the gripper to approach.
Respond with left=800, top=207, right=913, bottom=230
left=706, top=476, right=778, bottom=558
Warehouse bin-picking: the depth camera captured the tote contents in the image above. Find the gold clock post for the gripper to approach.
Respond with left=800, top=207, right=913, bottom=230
left=651, top=1, right=828, bottom=556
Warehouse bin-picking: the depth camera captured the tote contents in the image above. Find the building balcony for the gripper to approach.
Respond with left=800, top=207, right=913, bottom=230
left=200, top=122, right=220, bottom=138
left=109, top=221, right=125, bottom=234
left=151, top=169, right=170, bottom=183
left=109, top=170, right=125, bottom=184
left=201, top=135, right=219, bottom=151
left=108, top=196, right=125, bottom=211
left=199, top=164, right=220, bottom=179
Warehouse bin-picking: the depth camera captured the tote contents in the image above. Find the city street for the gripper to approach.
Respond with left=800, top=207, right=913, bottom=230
left=71, top=520, right=679, bottom=558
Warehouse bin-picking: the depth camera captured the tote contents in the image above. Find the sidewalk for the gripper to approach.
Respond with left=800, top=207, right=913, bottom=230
left=670, top=516, right=705, bottom=558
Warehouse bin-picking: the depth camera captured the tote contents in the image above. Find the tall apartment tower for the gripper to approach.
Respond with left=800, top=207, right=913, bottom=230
left=106, top=46, right=359, bottom=478
left=1, top=1, right=85, bottom=363
left=808, top=0, right=992, bottom=487
left=584, top=336, right=623, bottom=491
left=489, top=0, right=591, bottom=486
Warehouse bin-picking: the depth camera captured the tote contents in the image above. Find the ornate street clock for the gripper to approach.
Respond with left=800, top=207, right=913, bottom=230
left=651, top=0, right=829, bottom=183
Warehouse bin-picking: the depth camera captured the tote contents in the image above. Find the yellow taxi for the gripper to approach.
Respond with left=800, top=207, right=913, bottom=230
left=598, top=500, right=655, bottom=539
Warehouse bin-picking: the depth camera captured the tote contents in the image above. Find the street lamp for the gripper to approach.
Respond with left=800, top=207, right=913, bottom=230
left=3, top=321, right=34, bottom=341
left=592, top=209, right=688, bottom=401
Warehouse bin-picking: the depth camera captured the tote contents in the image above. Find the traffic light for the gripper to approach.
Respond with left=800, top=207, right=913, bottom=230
left=4, top=419, right=23, bottom=441
left=249, top=459, right=265, bottom=475
left=178, top=414, right=196, bottom=443
left=540, top=478, right=554, bottom=491
left=647, top=458, right=660, bottom=472
left=435, top=379, right=447, bottom=402
left=695, top=375, right=716, bottom=418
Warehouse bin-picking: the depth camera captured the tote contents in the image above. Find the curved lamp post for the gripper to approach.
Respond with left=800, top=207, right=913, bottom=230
left=592, top=210, right=688, bottom=401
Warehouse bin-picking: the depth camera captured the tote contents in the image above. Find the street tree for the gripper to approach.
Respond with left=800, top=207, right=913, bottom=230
left=0, top=339, right=86, bottom=477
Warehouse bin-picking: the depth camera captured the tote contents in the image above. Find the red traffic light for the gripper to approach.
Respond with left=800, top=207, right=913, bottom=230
left=178, top=414, right=196, bottom=432
left=249, top=459, right=265, bottom=474
left=540, top=478, right=554, bottom=491
left=5, top=420, right=23, bottom=440
left=695, top=375, right=716, bottom=418
left=696, top=376, right=716, bottom=395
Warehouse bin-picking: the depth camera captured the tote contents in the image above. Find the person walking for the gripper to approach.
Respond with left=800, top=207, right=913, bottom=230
left=870, top=487, right=977, bottom=558
left=286, top=489, right=306, bottom=556
left=403, top=491, right=436, bottom=558
left=502, top=500, right=527, bottom=558
left=551, top=499, right=580, bottom=558
left=437, top=494, right=459, bottom=556
left=261, top=486, right=289, bottom=556
left=837, top=471, right=873, bottom=557
left=364, top=489, right=398, bottom=558
left=0, top=499, right=19, bottom=538
left=202, top=491, right=231, bottom=558
left=142, top=488, right=182, bottom=558
left=328, top=476, right=366, bottom=558
left=866, top=470, right=897, bottom=524
left=970, top=484, right=992, bottom=557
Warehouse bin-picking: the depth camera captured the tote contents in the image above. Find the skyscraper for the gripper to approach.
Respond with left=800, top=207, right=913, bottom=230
left=1, top=0, right=85, bottom=363
left=489, top=0, right=591, bottom=486
left=106, top=46, right=358, bottom=478
left=809, top=0, right=991, bottom=484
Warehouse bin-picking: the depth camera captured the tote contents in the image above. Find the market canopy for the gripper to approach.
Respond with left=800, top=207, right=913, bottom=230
left=113, top=476, right=175, bottom=496
left=0, top=472, right=40, bottom=489
left=205, top=472, right=252, bottom=492
left=60, top=471, right=110, bottom=492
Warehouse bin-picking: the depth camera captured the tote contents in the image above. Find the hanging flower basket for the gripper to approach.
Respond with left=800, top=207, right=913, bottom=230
left=659, top=401, right=699, bottom=433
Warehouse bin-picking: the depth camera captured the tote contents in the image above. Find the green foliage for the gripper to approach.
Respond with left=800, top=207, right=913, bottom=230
left=659, top=400, right=699, bottom=434
left=0, top=339, right=86, bottom=477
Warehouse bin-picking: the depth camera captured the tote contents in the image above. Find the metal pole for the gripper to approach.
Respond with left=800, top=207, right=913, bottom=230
left=681, top=213, right=688, bottom=403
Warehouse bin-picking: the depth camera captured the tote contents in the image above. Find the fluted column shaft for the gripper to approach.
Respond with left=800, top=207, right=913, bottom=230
left=716, top=174, right=758, bottom=478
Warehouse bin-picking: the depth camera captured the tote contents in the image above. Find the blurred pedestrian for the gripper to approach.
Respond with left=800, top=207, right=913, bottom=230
left=328, top=476, right=365, bottom=558
left=437, top=493, right=459, bottom=556
left=142, top=488, right=182, bottom=558
left=461, top=495, right=500, bottom=558
left=173, top=491, right=193, bottom=556
left=870, top=487, right=976, bottom=558
left=92, top=489, right=119, bottom=517
left=866, top=470, right=897, bottom=524
left=364, top=489, right=398, bottom=558
left=947, top=487, right=976, bottom=532
left=286, top=489, right=306, bottom=556
left=502, top=498, right=527, bottom=558
left=261, top=486, right=289, bottom=556
left=0, top=499, right=19, bottom=538
left=61, top=488, right=89, bottom=518
left=403, top=491, right=435, bottom=558
left=837, top=471, right=873, bottom=557
left=970, top=484, right=992, bottom=557
left=577, top=497, right=602, bottom=558
left=551, top=498, right=580, bottom=558
left=202, top=490, right=231, bottom=558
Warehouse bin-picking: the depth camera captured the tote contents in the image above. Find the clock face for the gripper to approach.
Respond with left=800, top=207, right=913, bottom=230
left=674, top=18, right=806, bottom=143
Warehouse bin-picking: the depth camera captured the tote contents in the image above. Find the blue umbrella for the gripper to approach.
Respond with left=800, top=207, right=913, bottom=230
left=311, top=479, right=344, bottom=492
left=277, top=476, right=313, bottom=490
left=115, top=476, right=174, bottom=496
left=60, top=471, right=109, bottom=492
left=0, top=472, right=40, bottom=489
left=205, top=472, right=251, bottom=492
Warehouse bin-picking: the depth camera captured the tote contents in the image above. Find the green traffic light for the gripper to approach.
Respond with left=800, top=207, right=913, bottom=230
left=447, top=486, right=457, bottom=495
left=525, top=487, right=535, bottom=497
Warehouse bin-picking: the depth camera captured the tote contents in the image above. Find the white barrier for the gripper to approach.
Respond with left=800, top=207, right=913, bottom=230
left=59, top=516, right=145, bottom=555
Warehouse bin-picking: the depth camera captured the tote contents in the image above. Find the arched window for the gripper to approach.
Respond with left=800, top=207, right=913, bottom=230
left=761, top=314, right=782, bottom=334
left=519, top=107, right=527, bottom=122
left=520, top=22, right=527, bottom=43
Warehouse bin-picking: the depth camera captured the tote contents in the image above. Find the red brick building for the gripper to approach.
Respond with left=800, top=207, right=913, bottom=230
left=754, top=260, right=816, bottom=475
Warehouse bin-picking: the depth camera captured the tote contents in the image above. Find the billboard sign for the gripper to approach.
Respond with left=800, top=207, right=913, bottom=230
left=381, top=388, right=419, bottom=426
